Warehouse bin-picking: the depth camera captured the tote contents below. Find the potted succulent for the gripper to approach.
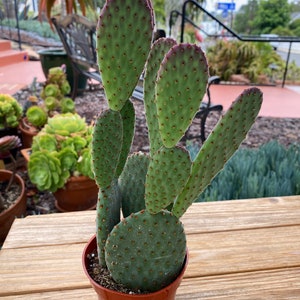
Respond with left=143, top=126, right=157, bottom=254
left=0, top=135, right=26, bottom=244
left=82, top=0, right=263, bottom=299
left=19, top=66, right=75, bottom=148
left=27, top=113, right=97, bottom=212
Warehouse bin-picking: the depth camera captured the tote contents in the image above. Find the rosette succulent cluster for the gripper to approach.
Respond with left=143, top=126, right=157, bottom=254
left=26, top=66, right=75, bottom=129
left=28, top=113, right=93, bottom=192
left=0, top=94, right=23, bottom=129
left=88, top=0, right=263, bottom=295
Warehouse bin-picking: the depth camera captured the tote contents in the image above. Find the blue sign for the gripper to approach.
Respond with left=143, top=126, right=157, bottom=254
left=217, top=2, right=236, bottom=11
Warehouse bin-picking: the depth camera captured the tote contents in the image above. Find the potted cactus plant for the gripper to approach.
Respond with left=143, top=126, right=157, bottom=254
left=82, top=0, right=263, bottom=299
left=0, top=135, right=26, bottom=244
left=27, top=113, right=97, bottom=212
left=19, top=66, right=75, bottom=148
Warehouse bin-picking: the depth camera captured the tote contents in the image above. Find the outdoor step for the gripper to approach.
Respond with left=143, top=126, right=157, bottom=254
left=0, top=49, right=28, bottom=67
left=0, top=40, right=12, bottom=51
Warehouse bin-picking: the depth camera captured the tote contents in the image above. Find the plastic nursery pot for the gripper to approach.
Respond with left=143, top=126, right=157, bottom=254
left=82, top=234, right=188, bottom=300
left=53, top=176, right=98, bottom=212
left=0, top=170, right=26, bottom=244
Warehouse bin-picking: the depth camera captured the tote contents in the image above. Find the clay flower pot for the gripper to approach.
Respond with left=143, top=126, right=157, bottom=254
left=0, top=170, right=26, bottom=243
left=53, top=175, right=98, bottom=212
left=82, top=235, right=188, bottom=300
left=18, top=118, right=39, bottom=149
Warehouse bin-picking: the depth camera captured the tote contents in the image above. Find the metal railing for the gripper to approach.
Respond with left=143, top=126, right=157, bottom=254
left=169, top=0, right=300, bottom=87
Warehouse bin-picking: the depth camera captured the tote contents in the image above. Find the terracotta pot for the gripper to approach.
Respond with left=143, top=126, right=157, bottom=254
left=53, top=176, right=98, bottom=212
left=0, top=170, right=26, bottom=244
left=82, top=235, right=188, bottom=300
left=18, top=118, right=39, bottom=149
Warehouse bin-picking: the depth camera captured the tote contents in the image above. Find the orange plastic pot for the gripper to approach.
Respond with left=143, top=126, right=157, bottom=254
left=82, top=234, right=188, bottom=300
left=0, top=170, right=26, bottom=243
left=53, top=176, right=98, bottom=212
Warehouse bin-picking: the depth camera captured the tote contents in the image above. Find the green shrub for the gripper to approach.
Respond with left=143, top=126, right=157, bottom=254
left=189, top=141, right=300, bottom=201
left=1, top=20, right=59, bottom=41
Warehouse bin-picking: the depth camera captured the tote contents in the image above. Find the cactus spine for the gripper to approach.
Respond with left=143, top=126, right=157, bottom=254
left=92, top=0, right=263, bottom=293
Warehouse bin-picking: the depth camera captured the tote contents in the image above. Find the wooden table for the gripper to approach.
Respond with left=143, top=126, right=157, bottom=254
left=1, top=196, right=300, bottom=299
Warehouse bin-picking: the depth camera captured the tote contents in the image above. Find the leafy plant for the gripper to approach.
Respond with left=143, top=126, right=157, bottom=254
left=87, top=0, right=263, bottom=295
left=28, top=113, right=93, bottom=192
left=25, top=66, right=75, bottom=129
left=196, top=140, right=300, bottom=201
left=0, top=95, right=23, bottom=129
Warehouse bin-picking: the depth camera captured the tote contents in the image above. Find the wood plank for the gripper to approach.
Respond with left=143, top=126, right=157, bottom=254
left=0, top=243, right=91, bottom=297
left=187, top=224, right=300, bottom=277
left=4, top=196, right=300, bottom=249
left=3, top=211, right=96, bottom=249
left=1, top=268, right=300, bottom=299
left=181, top=196, right=300, bottom=234
left=176, top=267, right=300, bottom=299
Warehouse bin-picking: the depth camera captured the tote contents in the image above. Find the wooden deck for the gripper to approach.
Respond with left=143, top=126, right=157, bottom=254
left=1, top=196, right=300, bottom=299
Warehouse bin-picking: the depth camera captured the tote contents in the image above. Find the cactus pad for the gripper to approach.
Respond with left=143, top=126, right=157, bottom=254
left=119, top=152, right=150, bottom=217
left=96, top=180, right=121, bottom=266
left=115, top=100, right=135, bottom=177
left=172, top=87, right=263, bottom=218
left=156, top=43, right=208, bottom=148
left=97, top=0, right=154, bottom=111
left=105, top=210, right=186, bottom=292
left=92, top=109, right=123, bottom=189
left=145, top=146, right=191, bottom=214
left=144, top=38, right=177, bottom=155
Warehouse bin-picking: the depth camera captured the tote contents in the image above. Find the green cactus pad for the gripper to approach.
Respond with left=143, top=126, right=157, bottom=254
left=105, top=210, right=186, bottom=292
left=145, top=146, right=191, bottom=214
left=92, top=109, right=123, bottom=189
left=156, top=43, right=208, bottom=148
left=97, top=179, right=121, bottom=266
left=172, top=87, right=263, bottom=218
left=115, top=100, right=135, bottom=177
left=97, top=0, right=154, bottom=111
left=119, top=152, right=150, bottom=218
left=144, top=38, right=177, bottom=155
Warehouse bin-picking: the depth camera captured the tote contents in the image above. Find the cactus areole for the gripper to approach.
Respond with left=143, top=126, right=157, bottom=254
left=84, top=0, right=263, bottom=296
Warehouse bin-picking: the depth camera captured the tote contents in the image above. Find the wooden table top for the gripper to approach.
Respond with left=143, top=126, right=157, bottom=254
left=1, top=195, right=300, bottom=299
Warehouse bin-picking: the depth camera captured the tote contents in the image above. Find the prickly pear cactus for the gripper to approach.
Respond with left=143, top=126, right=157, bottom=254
left=91, top=0, right=263, bottom=294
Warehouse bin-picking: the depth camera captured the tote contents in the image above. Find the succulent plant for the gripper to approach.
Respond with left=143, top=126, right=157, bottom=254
left=90, top=0, right=263, bottom=294
left=25, top=66, right=75, bottom=130
left=28, top=113, right=93, bottom=192
left=0, top=94, right=23, bottom=129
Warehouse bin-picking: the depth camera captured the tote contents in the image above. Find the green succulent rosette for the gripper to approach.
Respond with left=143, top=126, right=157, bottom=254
left=26, top=106, right=48, bottom=128
left=44, top=96, right=57, bottom=111
left=44, top=113, right=87, bottom=136
left=56, top=147, right=78, bottom=174
left=32, top=133, right=57, bottom=152
left=28, top=150, right=67, bottom=192
left=43, top=83, right=61, bottom=98
left=60, top=97, right=75, bottom=113
left=0, top=94, right=23, bottom=128
left=60, top=81, right=71, bottom=95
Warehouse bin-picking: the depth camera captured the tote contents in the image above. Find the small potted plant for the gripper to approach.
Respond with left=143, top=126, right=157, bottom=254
left=0, top=135, right=26, bottom=244
left=82, top=0, right=263, bottom=299
left=27, top=113, right=97, bottom=212
left=19, top=66, right=75, bottom=148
